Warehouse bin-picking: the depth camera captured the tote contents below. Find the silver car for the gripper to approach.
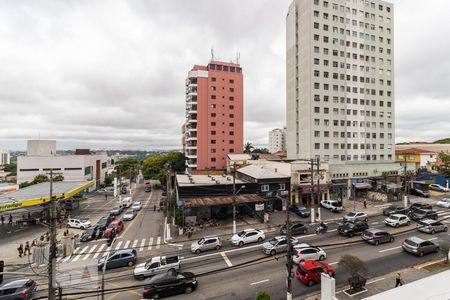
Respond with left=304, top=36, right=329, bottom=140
left=190, top=236, right=222, bottom=254
left=402, top=236, right=439, bottom=256
left=122, top=209, right=136, bottom=221
left=343, top=211, right=368, bottom=222
left=417, top=219, right=448, bottom=234
left=262, top=235, right=298, bottom=256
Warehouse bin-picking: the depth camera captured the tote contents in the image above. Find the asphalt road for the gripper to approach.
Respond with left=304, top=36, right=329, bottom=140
left=27, top=190, right=450, bottom=300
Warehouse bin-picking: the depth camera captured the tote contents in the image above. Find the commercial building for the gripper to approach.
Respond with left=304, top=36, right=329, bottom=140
left=268, top=127, right=287, bottom=153
left=183, top=60, right=244, bottom=173
left=286, top=0, right=395, bottom=163
left=395, top=147, right=437, bottom=171
left=0, top=150, right=10, bottom=166
left=17, top=140, right=107, bottom=187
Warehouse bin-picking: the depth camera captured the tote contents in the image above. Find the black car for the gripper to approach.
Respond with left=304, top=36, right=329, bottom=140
left=96, top=216, right=114, bottom=231
left=0, top=279, right=37, bottom=300
left=290, top=204, right=311, bottom=218
left=80, top=226, right=102, bottom=242
left=145, top=185, right=152, bottom=192
left=383, top=205, right=408, bottom=216
left=143, top=271, right=197, bottom=299
left=338, top=220, right=369, bottom=237
left=409, top=209, right=438, bottom=221
left=410, top=188, right=430, bottom=198
left=280, top=222, right=308, bottom=235
left=408, top=203, right=432, bottom=213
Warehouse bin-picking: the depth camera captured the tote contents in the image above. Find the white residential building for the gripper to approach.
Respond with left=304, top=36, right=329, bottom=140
left=17, top=140, right=107, bottom=187
left=0, top=150, right=10, bottom=166
left=269, top=127, right=287, bottom=153
left=286, top=0, right=395, bottom=163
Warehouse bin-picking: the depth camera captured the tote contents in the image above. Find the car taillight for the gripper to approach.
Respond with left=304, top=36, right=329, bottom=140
left=296, top=252, right=300, bottom=258
left=20, top=290, right=29, bottom=296
left=143, top=287, right=150, bottom=293
left=372, top=233, right=376, bottom=239
left=417, top=246, right=421, bottom=252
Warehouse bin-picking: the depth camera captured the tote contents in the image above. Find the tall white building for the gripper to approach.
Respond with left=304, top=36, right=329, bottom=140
left=0, top=150, right=10, bottom=166
left=269, top=127, right=287, bottom=153
left=286, top=0, right=395, bottom=163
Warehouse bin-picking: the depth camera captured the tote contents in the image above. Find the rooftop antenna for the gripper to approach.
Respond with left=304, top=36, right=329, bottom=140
left=211, top=47, right=215, bottom=61
left=236, top=52, right=240, bottom=64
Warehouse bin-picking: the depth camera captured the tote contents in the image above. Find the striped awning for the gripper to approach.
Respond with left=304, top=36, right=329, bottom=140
left=183, top=194, right=267, bottom=208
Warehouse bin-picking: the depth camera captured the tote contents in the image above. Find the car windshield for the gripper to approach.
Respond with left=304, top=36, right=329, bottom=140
left=98, top=219, right=107, bottom=225
left=237, top=231, right=246, bottom=237
left=331, top=202, right=340, bottom=207
left=390, top=216, right=399, bottom=220
left=112, top=206, right=119, bottom=210
left=133, top=202, right=141, bottom=206
left=197, top=238, right=205, bottom=244
left=343, top=223, right=354, bottom=229
left=404, top=239, right=418, bottom=247
left=80, top=218, right=89, bottom=222
left=269, top=238, right=280, bottom=245
left=109, top=223, right=118, bottom=228
left=84, top=228, right=94, bottom=234
left=347, top=212, right=356, bottom=217
left=126, top=210, right=134, bottom=214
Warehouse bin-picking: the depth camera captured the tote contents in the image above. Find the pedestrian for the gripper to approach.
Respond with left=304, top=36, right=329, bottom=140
left=363, top=199, right=367, bottom=209
left=395, top=272, right=403, bottom=287
left=8, top=214, right=13, bottom=225
left=24, top=241, right=31, bottom=255
left=28, top=212, right=31, bottom=220
left=105, top=194, right=108, bottom=201
left=40, top=235, right=45, bottom=241
left=153, top=204, right=156, bottom=212
left=1, top=215, right=4, bottom=225
left=18, top=243, right=24, bottom=257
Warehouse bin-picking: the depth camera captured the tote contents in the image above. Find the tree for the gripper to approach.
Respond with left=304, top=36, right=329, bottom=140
left=256, top=291, right=270, bottom=300
left=440, top=243, right=450, bottom=264
left=19, top=181, right=32, bottom=189
left=244, top=142, right=253, bottom=154
left=32, top=174, right=49, bottom=184
left=115, top=157, right=140, bottom=180
left=141, top=152, right=186, bottom=185
left=339, top=255, right=368, bottom=278
left=4, top=162, right=17, bottom=176
left=437, top=151, right=450, bottom=177
left=53, top=174, right=64, bottom=182
left=252, top=148, right=270, bottom=154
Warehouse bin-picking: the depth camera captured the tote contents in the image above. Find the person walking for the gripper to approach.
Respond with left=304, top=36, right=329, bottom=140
left=363, top=199, right=367, bottom=209
left=18, top=243, right=24, bottom=257
left=8, top=214, right=13, bottom=225
left=153, top=204, right=156, bottom=212
left=24, top=241, right=31, bottom=255
left=395, top=272, right=403, bottom=287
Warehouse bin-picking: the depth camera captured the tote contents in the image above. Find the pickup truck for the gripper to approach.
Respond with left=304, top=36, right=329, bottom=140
left=133, top=255, right=180, bottom=280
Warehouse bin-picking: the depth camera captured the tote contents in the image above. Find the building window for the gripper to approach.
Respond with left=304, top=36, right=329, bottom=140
left=101, top=162, right=107, bottom=169
left=229, top=88, right=234, bottom=92
left=19, top=168, right=39, bottom=172
left=229, top=114, right=234, bottom=118
left=211, top=113, right=216, bottom=117
left=84, top=166, right=92, bottom=175
left=211, top=157, right=216, bottom=162
left=211, top=148, right=216, bottom=153
left=211, top=122, right=216, bottom=126
left=211, top=77, right=216, bottom=82
left=229, top=149, right=235, bottom=153
left=229, top=105, right=234, bottom=109
left=261, top=184, right=269, bottom=192
left=230, top=131, right=234, bottom=136
left=211, top=95, right=216, bottom=99
left=229, top=122, right=234, bottom=127
left=279, top=184, right=286, bottom=191
left=314, top=107, right=320, bottom=113
left=230, top=97, right=234, bottom=101
left=211, top=140, right=216, bottom=144
left=229, top=140, right=234, bottom=144
left=229, top=79, right=234, bottom=84
left=315, top=143, right=320, bottom=149
left=64, top=167, right=82, bottom=171
left=211, top=131, right=216, bottom=135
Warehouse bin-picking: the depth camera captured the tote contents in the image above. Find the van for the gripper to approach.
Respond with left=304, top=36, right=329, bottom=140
left=120, top=197, right=133, bottom=208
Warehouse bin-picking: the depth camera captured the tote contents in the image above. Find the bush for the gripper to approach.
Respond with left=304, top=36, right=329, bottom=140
left=440, top=243, right=450, bottom=264
left=256, top=291, right=270, bottom=300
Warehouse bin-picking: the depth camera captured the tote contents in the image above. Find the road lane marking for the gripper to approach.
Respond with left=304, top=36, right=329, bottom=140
left=62, top=247, right=80, bottom=263
left=295, top=233, right=316, bottom=239
left=328, top=229, right=337, bottom=232
left=221, top=252, right=233, bottom=267
left=429, top=237, right=438, bottom=241
left=329, top=262, right=338, bottom=265
left=93, top=244, right=105, bottom=259
left=148, top=237, right=153, bottom=250
left=168, top=243, right=183, bottom=248
left=250, top=279, right=269, bottom=285
left=132, top=239, right=138, bottom=248
left=72, top=246, right=89, bottom=262
left=371, top=222, right=380, bottom=225
left=82, top=245, right=97, bottom=260
left=114, top=241, right=123, bottom=250
left=156, top=237, right=161, bottom=249
left=124, top=240, right=130, bottom=249
left=367, top=277, right=386, bottom=285
left=379, top=246, right=401, bottom=253
left=139, top=239, right=146, bottom=251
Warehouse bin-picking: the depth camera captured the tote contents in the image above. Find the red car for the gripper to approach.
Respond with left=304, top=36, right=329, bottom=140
left=104, top=220, right=124, bottom=237
left=295, top=260, right=335, bottom=287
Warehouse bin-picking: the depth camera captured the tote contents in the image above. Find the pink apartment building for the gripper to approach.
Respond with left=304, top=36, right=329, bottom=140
left=184, top=60, right=244, bottom=173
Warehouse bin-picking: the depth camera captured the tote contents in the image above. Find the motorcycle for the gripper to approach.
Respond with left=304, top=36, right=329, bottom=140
left=315, top=225, right=328, bottom=235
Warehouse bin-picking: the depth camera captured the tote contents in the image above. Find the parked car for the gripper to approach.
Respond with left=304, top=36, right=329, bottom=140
left=295, top=260, right=335, bottom=287
left=0, top=279, right=37, bottom=300
left=145, top=185, right=152, bottom=193
left=343, top=211, right=368, bottom=223
left=134, top=255, right=181, bottom=280
left=429, top=184, right=449, bottom=193
left=123, top=209, right=136, bottom=221
left=417, top=219, right=448, bottom=234
left=280, top=222, right=308, bottom=235
left=97, top=249, right=137, bottom=271
left=383, top=205, right=408, bottom=216
left=142, top=271, right=197, bottom=299
left=190, top=236, right=222, bottom=254
left=408, top=203, right=432, bottom=213
left=132, top=201, right=143, bottom=211
left=361, top=228, right=394, bottom=245
left=320, top=200, right=344, bottom=212
left=338, top=220, right=369, bottom=237
left=80, top=226, right=102, bottom=242
left=384, top=214, right=411, bottom=228
left=402, top=236, right=440, bottom=257
left=104, top=220, right=124, bottom=238
left=410, top=188, right=430, bottom=198
left=436, top=198, right=450, bottom=208
left=290, top=204, right=311, bottom=218
left=262, top=235, right=298, bottom=256
left=292, top=243, right=326, bottom=264
left=231, top=229, right=265, bottom=247
left=110, top=206, right=121, bottom=216
left=96, top=216, right=114, bottom=231
left=409, top=209, right=438, bottom=221
left=66, top=218, right=91, bottom=230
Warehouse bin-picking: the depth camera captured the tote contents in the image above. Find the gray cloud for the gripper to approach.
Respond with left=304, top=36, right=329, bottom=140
left=0, top=0, right=448, bottom=150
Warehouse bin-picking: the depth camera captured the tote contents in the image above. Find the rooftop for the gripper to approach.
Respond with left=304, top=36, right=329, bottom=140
left=237, top=164, right=290, bottom=179
left=176, top=174, right=245, bottom=187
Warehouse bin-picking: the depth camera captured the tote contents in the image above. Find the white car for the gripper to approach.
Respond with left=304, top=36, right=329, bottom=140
left=384, top=214, right=410, bottom=228
left=122, top=209, right=136, bottom=221
left=436, top=198, right=450, bottom=208
left=292, top=243, right=327, bottom=264
left=132, top=201, right=142, bottom=211
left=429, top=184, right=449, bottom=193
left=343, top=211, right=368, bottom=222
left=67, top=218, right=91, bottom=230
left=320, top=200, right=344, bottom=212
left=231, top=229, right=265, bottom=246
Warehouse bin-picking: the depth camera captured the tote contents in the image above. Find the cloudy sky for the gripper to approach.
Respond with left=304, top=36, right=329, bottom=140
left=0, top=0, right=449, bottom=151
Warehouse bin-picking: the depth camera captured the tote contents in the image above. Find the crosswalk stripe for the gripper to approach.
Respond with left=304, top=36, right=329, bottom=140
left=83, top=245, right=98, bottom=260
left=93, top=244, right=105, bottom=259
left=115, top=241, right=123, bottom=250
left=72, top=246, right=89, bottom=262
left=148, top=237, right=153, bottom=250
left=132, top=239, right=138, bottom=248
left=124, top=240, right=130, bottom=249
left=139, top=239, right=146, bottom=251
left=61, top=245, right=81, bottom=263
left=156, top=237, right=161, bottom=249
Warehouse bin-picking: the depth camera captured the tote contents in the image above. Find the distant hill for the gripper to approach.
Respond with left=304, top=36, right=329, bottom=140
left=434, top=138, right=450, bottom=144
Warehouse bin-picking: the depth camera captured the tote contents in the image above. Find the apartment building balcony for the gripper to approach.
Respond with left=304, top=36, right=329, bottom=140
left=186, top=95, right=197, bottom=105
left=186, top=158, right=197, bottom=168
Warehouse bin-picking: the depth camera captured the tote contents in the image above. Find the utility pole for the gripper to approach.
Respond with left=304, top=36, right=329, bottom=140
left=403, top=156, right=408, bottom=207
left=285, top=194, right=292, bottom=300
left=232, top=162, right=237, bottom=235
left=310, top=158, right=315, bottom=223
left=316, top=157, right=320, bottom=221
left=48, top=169, right=57, bottom=300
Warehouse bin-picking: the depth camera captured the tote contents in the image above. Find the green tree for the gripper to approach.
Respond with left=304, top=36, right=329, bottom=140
left=32, top=174, right=49, bottom=184
left=19, top=181, right=32, bottom=189
left=115, top=157, right=140, bottom=180
left=256, top=291, right=270, bottom=300
left=440, top=243, right=450, bottom=264
left=244, top=142, right=253, bottom=154
left=339, top=255, right=368, bottom=291
left=252, top=148, right=270, bottom=154
left=53, top=174, right=64, bottom=182
left=437, top=151, right=450, bottom=177
left=4, top=162, right=17, bottom=176
left=141, top=152, right=185, bottom=185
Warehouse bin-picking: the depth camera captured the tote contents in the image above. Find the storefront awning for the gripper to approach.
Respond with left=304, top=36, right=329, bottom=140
left=353, top=182, right=372, bottom=189
left=183, top=194, right=267, bottom=208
